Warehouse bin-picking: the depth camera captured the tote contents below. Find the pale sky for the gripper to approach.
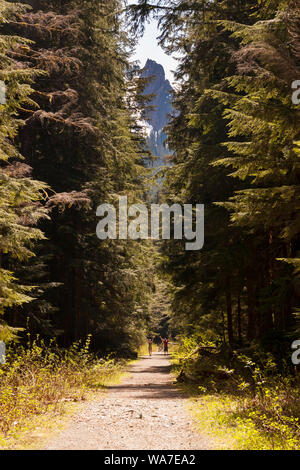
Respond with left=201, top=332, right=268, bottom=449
left=126, top=0, right=177, bottom=83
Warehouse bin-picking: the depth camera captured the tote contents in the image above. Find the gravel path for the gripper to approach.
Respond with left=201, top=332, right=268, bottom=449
left=45, top=352, right=213, bottom=450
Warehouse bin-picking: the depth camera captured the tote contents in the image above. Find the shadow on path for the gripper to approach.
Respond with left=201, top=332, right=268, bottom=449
left=44, top=351, right=213, bottom=450
left=105, top=352, right=179, bottom=400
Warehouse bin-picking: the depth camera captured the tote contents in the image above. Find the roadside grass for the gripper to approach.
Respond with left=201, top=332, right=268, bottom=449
left=171, top=340, right=300, bottom=450
left=0, top=335, right=127, bottom=449
left=182, top=387, right=300, bottom=450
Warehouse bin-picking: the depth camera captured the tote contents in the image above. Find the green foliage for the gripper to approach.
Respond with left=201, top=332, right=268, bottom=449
left=0, top=0, right=157, bottom=351
left=131, top=0, right=300, bottom=350
left=0, top=334, right=126, bottom=443
left=174, top=335, right=300, bottom=449
left=0, top=0, right=48, bottom=324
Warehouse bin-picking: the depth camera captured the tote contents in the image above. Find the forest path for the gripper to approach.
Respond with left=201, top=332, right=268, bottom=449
left=45, top=352, right=213, bottom=450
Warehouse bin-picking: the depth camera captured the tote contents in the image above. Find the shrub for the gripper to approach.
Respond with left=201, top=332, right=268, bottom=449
left=0, top=334, right=125, bottom=440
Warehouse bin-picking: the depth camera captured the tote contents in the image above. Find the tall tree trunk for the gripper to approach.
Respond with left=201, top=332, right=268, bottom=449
left=247, top=276, right=257, bottom=341
left=221, top=308, right=226, bottom=344
left=226, top=287, right=234, bottom=345
left=237, top=294, right=242, bottom=344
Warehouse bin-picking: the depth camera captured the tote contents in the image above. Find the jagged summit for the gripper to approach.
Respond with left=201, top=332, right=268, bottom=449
left=141, top=59, right=174, bottom=161
left=144, top=59, right=167, bottom=83
left=142, top=59, right=173, bottom=132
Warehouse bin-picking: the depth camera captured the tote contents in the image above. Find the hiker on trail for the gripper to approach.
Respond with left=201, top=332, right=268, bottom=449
left=160, top=336, right=169, bottom=355
left=148, top=338, right=153, bottom=356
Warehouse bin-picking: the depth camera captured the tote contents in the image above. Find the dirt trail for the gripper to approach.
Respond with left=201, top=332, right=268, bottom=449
left=45, top=352, right=212, bottom=450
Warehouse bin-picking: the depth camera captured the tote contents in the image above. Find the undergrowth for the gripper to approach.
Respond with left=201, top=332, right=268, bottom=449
left=172, top=335, right=300, bottom=450
left=0, top=334, right=126, bottom=445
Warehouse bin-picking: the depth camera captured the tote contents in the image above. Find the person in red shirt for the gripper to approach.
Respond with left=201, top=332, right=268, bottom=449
left=160, top=336, right=169, bottom=355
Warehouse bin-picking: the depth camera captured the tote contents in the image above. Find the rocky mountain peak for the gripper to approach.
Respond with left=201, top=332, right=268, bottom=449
left=144, top=59, right=166, bottom=82
left=141, top=59, right=174, bottom=161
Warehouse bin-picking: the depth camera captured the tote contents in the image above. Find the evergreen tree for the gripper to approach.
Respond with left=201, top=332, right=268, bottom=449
left=130, top=0, right=300, bottom=354
left=209, top=0, right=300, bottom=340
left=1, top=0, right=154, bottom=352
left=0, top=0, right=48, bottom=339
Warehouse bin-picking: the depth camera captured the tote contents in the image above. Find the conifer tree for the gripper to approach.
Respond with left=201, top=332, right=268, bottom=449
left=0, top=0, right=48, bottom=338
left=210, top=0, right=300, bottom=338
left=4, top=0, right=154, bottom=352
left=130, top=0, right=300, bottom=352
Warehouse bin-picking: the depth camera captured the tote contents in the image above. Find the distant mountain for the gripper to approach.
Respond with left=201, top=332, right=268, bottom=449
left=141, top=59, right=174, bottom=165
